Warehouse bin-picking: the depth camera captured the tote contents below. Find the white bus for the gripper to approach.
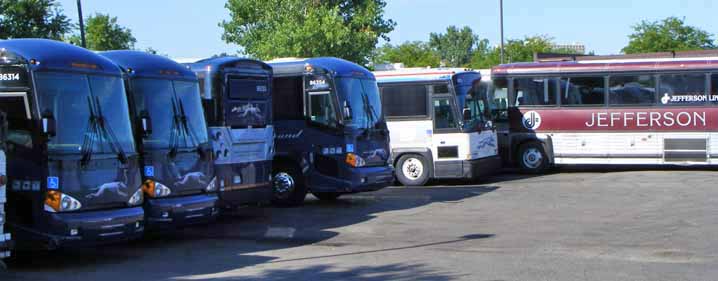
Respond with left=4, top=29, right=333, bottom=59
left=490, top=51, right=718, bottom=173
left=375, top=68, right=502, bottom=186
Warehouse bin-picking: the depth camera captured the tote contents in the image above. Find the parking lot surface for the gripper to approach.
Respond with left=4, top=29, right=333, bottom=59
left=2, top=168, right=718, bottom=281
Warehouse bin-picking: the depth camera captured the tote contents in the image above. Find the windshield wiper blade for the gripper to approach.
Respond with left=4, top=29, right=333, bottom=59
left=80, top=96, right=98, bottom=167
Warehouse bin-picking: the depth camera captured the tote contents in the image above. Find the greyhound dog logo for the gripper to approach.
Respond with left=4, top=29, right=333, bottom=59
left=476, top=137, right=497, bottom=150
left=232, top=103, right=263, bottom=120
left=522, top=111, right=542, bottom=130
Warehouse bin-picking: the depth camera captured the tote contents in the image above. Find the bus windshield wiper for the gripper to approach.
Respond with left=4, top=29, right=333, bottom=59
left=81, top=96, right=128, bottom=166
left=168, top=96, right=200, bottom=158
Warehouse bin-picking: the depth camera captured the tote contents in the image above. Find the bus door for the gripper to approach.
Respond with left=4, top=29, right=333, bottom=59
left=0, top=111, right=9, bottom=260
left=430, top=84, right=463, bottom=177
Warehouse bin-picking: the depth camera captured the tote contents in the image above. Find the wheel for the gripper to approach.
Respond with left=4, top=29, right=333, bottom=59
left=395, top=154, right=430, bottom=186
left=313, top=192, right=342, bottom=201
left=272, top=163, right=307, bottom=207
left=517, top=141, right=549, bottom=174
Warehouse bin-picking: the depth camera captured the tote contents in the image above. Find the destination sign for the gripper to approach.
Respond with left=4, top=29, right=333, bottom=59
left=0, top=66, right=28, bottom=88
left=306, top=74, right=331, bottom=91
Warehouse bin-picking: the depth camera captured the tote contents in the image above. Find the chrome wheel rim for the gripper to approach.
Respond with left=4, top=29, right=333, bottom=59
left=273, top=172, right=295, bottom=198
left=522, top=148, right=543, bottom=169
left=401, top=158, right=424, bottom=180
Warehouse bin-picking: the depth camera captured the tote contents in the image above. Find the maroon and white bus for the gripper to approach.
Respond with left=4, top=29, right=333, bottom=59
left=490, top=51, right=718, bottom=173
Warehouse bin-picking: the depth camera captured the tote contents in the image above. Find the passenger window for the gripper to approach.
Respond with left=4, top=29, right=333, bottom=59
left=433, top=98, right=457, bottom=129
left=308, top=92, right=337, bottom=127
left=432, top=84, right=450, bottom=95
left=658, top=74, right=706, bottom=105
left=490, top=78, right=509, bottom=121
left=514, top=78, right=558, bottom=106
left=609, top=75, right=656, bottom=105
left=560, top=77, right=605, bottom=106
left=380, top=84, right=428, bottom=118
left=712, top=74, right=718, bottom=103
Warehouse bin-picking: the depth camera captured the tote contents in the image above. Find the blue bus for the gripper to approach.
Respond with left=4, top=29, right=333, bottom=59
left=267, top=57, right=394, bottom=206
left=187, top=58, right=274, bottom=207
left=100, top=51, right=218, bottom=230
left=0, top=39, right=144, bottom=249
left=1, top=112, right=10, bottom=258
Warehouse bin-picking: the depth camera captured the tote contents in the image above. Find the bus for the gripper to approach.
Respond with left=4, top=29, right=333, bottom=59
left=374, top=68, right=501, bottom=186
left=0, top=39, right=144, bottom=249
left=490, top=51, right=718, bottom=173
left=267, top=57, right=394, bottom=206
left=187, top=57, right=274, bottom=207
left=0, top=112, right=10, bottom=259
left=100, top=51, right=218, bottom=229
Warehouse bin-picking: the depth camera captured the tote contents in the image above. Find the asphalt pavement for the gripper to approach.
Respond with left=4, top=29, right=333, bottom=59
left=2, top=167, right=718, bottom=281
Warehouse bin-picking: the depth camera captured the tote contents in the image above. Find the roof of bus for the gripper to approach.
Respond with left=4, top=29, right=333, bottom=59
left=373, top=68, right=480, bottom=83
left=0, top=39, right=121, bottom=75
left=100, top=50, right=197, bottom=80
left=492, top=58, right=718, bottom=76
left=267, top=57, right=374, bottom=79
left=188, top=56, right=271, bottom=74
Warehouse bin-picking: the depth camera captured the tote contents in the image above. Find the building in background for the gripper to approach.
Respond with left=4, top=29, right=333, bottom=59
left=552, top=43, right=586, bottom=54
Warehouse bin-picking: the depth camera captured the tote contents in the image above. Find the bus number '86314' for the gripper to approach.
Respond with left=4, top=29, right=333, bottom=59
left=0, top=73, right=20, bottom=81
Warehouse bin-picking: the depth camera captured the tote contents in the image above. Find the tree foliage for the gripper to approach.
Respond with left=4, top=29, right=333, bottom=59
left=428, top=26, right=478, bottom=67
left=70, top=13, right=136, bottom=51
left=221, top=0, right=395, bottom=65
left=0, top=0, right=71, bottom=40
left=622, top=17, right=716, bottom=54
left=373, top=41, right=440, bottom=68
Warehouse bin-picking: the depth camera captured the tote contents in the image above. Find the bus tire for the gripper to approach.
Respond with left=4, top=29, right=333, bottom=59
left=517, top=141, right=549, bottom=174
left=395, top=154, right=430, bottom=186
left=313, top=192, right=342, bottom=201
left=271, top=163, right=307, bottom=207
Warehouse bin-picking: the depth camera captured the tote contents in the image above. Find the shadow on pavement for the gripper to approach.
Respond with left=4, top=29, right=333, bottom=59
left=1, top=185, right=499, bottom=281
left=199, top=262, right=458, bottom=281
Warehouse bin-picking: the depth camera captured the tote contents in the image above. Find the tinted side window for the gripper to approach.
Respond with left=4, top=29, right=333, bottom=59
left=658, top=74, right=706, bottom=105
left=272, top=76, right=304, bottom=121
left=433, top=98, right=457, bottom=129
left=712, top=74, right=718, bottom=103
left=560, top=77, right=605, bottom=106
left=380, top=84, right=428, bottom=118
left=609, top=75, right=656, bottom=105
left=514, top=78, right=558, bottom=106
left=490, top=78, right=509, bottom=121
left=432, top=83, right=450, bottom=95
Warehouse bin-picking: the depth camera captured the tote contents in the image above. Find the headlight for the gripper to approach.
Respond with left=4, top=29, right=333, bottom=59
left=142, top=180, right=171, bottom=198
left=128, top=188, right=143, bottom=206
left=205, top=177, right=217, bottom=192
left=44, top=191, right=82, bottom=212
left=345, top=153, right=366, bottom=168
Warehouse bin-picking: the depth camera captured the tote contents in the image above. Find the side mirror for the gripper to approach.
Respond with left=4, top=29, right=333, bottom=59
left=462, top=108, right=472, bottom=121
left=343, top=101, right=352, bottom=119
left=41, top=112, right=56, bottom=137
left=140, top=111, right=152, bottom=137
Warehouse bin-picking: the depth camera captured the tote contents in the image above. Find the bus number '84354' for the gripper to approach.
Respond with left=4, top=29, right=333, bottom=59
left=0, top=73, right=20, bottom=81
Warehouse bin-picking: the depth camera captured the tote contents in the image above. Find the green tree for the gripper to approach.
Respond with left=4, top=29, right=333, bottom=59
left=373, top=41, right=440, bottom=68
left=221, top=0, right=395, bottom=65
left=70, top=13, right=136, bottom=51
left=0, top=0, right=71, bottom=40
left=469, top=35, right=563, bottom=69
left=622, top=17, right=716, bottom=54
left=428, top=26, right=478, bottom=67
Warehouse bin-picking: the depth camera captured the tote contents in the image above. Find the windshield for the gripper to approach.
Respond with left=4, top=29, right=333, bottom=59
left=132, top=78, right=209, bottom=150
left=335, top=77, right=383, bottom=129
left=35, top=72, right=135, bottom=155
left=454, top=74, right=490, bottom=130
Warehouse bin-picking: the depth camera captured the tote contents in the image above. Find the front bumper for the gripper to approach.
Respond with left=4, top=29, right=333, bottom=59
left=309, top=165, right=394, bottom=194
left=463, top=156, right=503, bottom=179
left=218, top=182, right=273, bottom=207
left=145, top=194, right=219, bottom=230
left=14, top=207, right=145, bottom=250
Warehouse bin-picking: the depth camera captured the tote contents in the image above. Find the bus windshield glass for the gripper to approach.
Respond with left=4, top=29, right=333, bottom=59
left=335, top=77, right=383, bottom=129
left=454, top=74, right=488, bottom=129
left=132, top=78, right=209, bottom=150
left=35, top=72, right=136, bottom=154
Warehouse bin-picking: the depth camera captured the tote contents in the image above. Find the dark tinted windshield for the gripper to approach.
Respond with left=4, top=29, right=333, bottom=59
left=335, top=78, right=383, bottom=129
left=132, top=78, right=208, bottom=150
left=35, top=72, right=135, bottom=154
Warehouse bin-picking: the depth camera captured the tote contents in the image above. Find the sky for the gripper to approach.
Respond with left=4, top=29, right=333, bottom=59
left=56, top=0, right=718, bottom=59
